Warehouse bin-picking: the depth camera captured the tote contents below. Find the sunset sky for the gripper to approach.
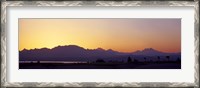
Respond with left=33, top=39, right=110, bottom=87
left=19, top=19, right=181, bottom=53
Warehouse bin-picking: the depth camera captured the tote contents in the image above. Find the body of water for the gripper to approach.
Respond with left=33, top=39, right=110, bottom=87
left=19, top=61, right=87, bottom=64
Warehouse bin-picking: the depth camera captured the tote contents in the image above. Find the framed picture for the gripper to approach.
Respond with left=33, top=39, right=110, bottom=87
left=1, top=0, right=199, bottom=88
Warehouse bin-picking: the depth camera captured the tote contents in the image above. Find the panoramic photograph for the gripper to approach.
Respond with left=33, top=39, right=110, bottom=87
left=19, top=18, right=181, bottom=69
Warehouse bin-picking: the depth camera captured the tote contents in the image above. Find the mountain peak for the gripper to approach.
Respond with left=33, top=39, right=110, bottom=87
left=143, top=48, right=155, bottom=51
left=53, top=45, right=84, bottom=49
left=133, top=48, right=165, bottom=56
left=96, top=47, right=105, bottom=51
left=107, top=49, right=114, bottom=51
left=21, top=48, right=28, bottom=52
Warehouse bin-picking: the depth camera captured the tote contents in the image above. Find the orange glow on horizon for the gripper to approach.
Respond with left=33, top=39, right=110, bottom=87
left=19, top=19, right=181, bottom=53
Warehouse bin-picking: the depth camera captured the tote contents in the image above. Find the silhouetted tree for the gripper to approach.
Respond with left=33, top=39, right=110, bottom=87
left=109, top=60, right=113, bottom=63
left=150, top=60, right=153, bottom=62
left=176, top=57, right=181, bottom=63
left=157, top=56, right=160, bottom=62
left=96, top=59, right=105, bottom=63
left=166, top=56, right=170, bottom=61
left=127, top=56, right=132, bottom=63
left=144, top=57, right=147, bottom=62
left=134, top=59, right=139, bottom=63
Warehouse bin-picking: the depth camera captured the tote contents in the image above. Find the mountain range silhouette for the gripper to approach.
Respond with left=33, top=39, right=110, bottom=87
left=19, top=45, right=181, bottom=61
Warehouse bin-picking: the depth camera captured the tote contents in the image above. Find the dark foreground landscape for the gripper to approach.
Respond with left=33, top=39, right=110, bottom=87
left=19, top=61, right=181, bottom=69
left=19, top=45, right=181, bottom=69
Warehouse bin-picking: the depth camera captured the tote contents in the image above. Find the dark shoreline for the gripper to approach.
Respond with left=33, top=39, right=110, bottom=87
left=19, top=62, right=181, bottom=69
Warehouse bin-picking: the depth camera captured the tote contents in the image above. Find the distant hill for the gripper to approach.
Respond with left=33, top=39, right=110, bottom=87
left=132, top=48, right=179, bottom=56
left=19, top=45, right=181, bottom=61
